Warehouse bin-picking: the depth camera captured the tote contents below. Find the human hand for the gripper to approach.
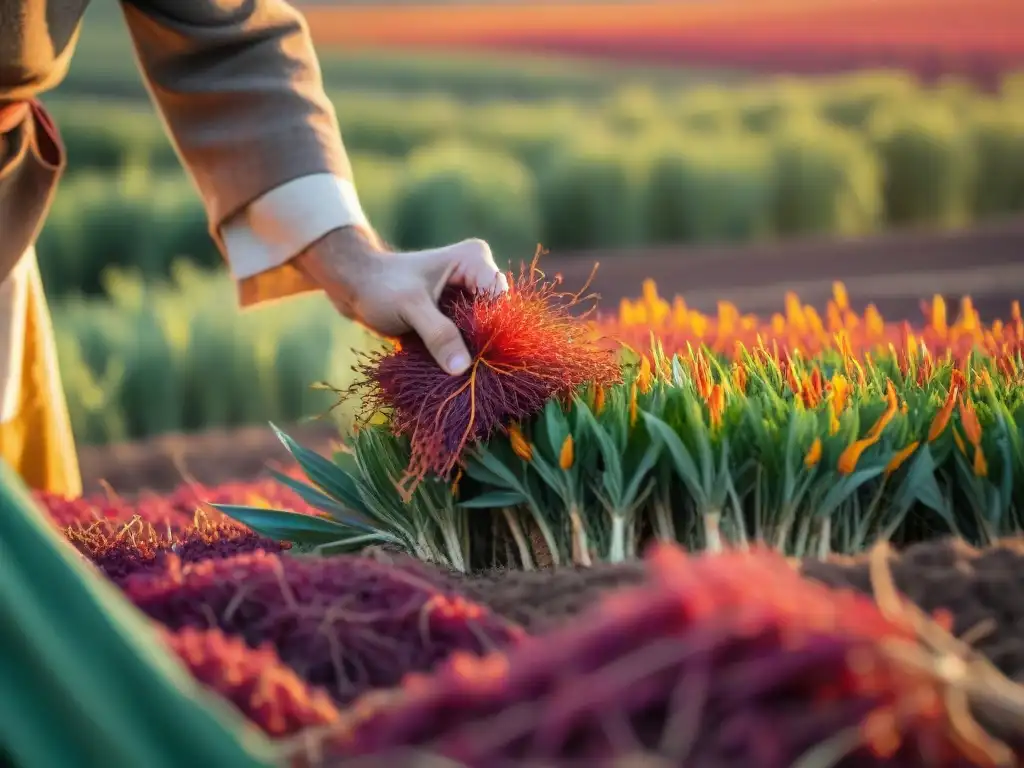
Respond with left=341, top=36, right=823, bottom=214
left=293, top=226, right=508, bottom=375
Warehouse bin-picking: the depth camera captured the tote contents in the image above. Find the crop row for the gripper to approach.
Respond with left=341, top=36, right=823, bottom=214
left=224, top=260, right=1024, bottom=576
left=40, top=70, right=1024, bottom=300
left=51, top=259, right=1022, bottom=451
left=612, top=280, right=1022, bottom=362
left=489, top=35, right=1019, bottom=88
left=50, top=264, right=380, bottom=445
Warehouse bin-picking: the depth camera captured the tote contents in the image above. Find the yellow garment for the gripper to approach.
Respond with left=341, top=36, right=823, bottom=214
left=0, top=250, right=81, bottom=497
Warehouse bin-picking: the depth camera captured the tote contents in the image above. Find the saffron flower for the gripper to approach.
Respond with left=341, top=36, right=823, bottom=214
left=353, top=255, right=621, bottom=497
left=804, top=437, right=823, bottom=468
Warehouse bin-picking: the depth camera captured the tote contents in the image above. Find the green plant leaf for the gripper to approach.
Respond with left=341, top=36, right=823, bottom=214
left=464, top=444, right=524, bottom=490
left=622, top=431, right=663, bottom=509
left=213, top=504, right=366, bottom=545
left=529, top=452, right=569, bottom=499
left=781, top=410, right=807, bottom=503
left=579, top=401, right=624, bottom=503
left=890, top=444, right=951, bottom=523
left=567, top=404, right=598, bottom=479
left=270, top=423, right=368, bottom=514
left=542, top=399, right=571, bottom=461
left=461, top=456, right=511, bottom=487
left=671, top=355, right=688, bottom=388
left=266, top=468, right=372, bottom=529
left=642, top=411, right=709, bottom=508
left=331, top=447, right=362, bottom=476
left=815, top=464, right=887, bottom=520
left=458, top=490, right=529, bottom=509
left=686, top=398, right=715, bottom=492
left=709, top=437, right=732, bottom=508
left=995, top=417, right=1015, bottom=526
left=310, top=532, right=406, bottom=556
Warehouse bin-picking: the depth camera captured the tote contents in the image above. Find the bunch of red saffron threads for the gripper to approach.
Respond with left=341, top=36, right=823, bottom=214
left=351, top=254, right=622, bottom=498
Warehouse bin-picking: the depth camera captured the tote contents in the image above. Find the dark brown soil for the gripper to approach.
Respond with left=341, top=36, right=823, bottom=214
left=551, top=214, right=1024, bottom=322
left=802, top=538, right=1024, bottom=683
left=76, top=421, right=338, bottom=495
left=445, top=562, right=649, bottom=634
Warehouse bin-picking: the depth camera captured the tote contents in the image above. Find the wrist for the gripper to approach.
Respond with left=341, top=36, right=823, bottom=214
left=293, top=225, right=385, bottom=314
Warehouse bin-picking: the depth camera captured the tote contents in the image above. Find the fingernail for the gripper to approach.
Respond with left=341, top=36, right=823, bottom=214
left=447, top=352, right=470, bottom=374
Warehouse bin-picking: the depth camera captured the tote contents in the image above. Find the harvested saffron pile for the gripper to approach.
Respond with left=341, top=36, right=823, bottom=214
left=123, top=550, right=526, bottom=705
left=163, top=626, right=340, bottom=738
left=65, top=514, right=289, bottom=582
left=42, top=479, right=318, bottom=582
left=305, top=544, right=1016, bottom=768
left=353, top=256, right=621, bottom=496
left=38, top=478, right=317, bottom=533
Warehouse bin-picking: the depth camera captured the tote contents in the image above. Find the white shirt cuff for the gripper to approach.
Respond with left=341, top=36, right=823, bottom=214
left=220, top=174, right=370, bottom=281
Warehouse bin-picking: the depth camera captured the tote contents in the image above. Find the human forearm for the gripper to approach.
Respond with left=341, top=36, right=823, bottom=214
left=121, top=0, right=352, bottom=237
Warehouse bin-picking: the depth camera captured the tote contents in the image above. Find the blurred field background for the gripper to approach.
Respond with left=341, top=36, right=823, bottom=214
left=40, top=0, right=1024, bottom=454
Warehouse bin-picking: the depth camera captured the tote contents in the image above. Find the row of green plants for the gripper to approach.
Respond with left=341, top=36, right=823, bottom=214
left=41, top=71, right=1024, bottom=299
left=50, top=72, right=1024, bottom=174
left=224, top=346, right=1024, bottom=572
left=51, top=263, right=378, bottom=446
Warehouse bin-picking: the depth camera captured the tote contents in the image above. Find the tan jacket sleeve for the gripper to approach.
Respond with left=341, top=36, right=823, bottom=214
left=120, top=0, right=368, bottom=307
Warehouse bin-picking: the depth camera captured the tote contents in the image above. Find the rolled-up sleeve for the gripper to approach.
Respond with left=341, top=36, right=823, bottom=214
left=121, top=0, right=365, bottom=306
left=220, top=173, right=369, bottom=306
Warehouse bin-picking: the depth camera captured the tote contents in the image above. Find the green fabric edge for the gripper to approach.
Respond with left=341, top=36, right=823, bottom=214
left=0, top=460, right=278, bottom=768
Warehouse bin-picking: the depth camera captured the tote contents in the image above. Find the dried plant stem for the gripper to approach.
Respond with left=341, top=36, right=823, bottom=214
left=526, top=517, right=556, bottom=569
left=651, top=496, right=676, bottom=543
left=816, top=517, right=832, bottom=561
left=501, top=508, right=534, bottom=571
left=525, top=502, right=561, bottom=567
left=569, top=504, right=593, bottom=567
left=868, top=541, right=1024, bottom=767
left=703, top=510, right=722, bottom=554
left=772, top=504, right=796, bottom=554
left=609, top=514, right=629, bottom=563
